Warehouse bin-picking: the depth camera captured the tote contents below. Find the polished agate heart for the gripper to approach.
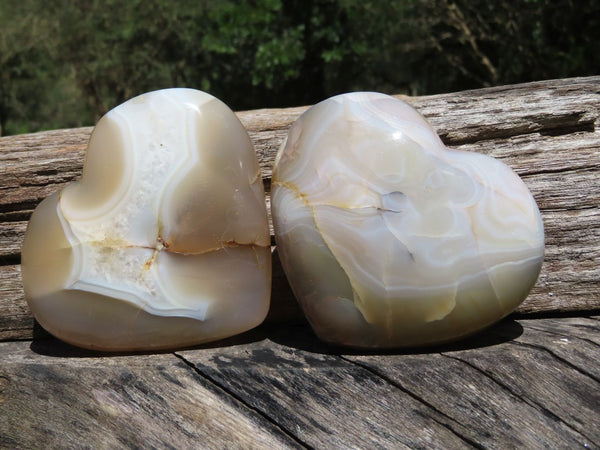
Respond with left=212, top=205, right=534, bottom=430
left=21, top=89, right=271, bottom=351
left=272, top=92, right=544, bottom=348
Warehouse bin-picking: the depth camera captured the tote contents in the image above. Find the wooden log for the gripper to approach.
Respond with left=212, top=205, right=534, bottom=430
left=1, top=77, right=600, bottom=341
left=341, top=316, right=600, bottom=448
left=2, top=316, right=597, bottom=448
left=0, top=340, right=302, bottom=449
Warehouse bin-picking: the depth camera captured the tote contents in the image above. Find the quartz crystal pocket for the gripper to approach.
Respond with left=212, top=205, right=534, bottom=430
left=21, top=88, right=272, bottom=351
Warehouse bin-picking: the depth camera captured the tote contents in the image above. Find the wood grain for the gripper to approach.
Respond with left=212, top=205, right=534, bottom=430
left=0, top=340, right=302, bottom=449
left=446, top=333, right=600, bottom=445
left=3, top=316, right=591, bottom=448
left=1, top=77, right=600, bottom=341
left=348, top=316, right=600, bottom=448
left=178, top=338, right=471, bottom=448
left=177, top=316, right=600, bottom=449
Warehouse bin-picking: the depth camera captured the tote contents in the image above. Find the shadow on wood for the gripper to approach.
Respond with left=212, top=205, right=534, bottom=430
left=266, top=318, right=524, bottom=356
left=29, top=315, right=524, bottom=359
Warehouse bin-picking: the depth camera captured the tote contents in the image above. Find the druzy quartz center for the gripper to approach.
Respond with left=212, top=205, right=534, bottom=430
left=21, top=88, right=271, bottom=351
left=271, top=92, right=544, bottom=348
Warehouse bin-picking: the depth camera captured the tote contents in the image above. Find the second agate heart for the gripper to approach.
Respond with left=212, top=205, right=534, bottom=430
left=272, top=92, right=544, bottom=348
left=21, top=89, right=271, bottom=351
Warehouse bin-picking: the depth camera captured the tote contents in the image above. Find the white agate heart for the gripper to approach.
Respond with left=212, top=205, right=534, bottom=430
left=271, top=92, right=544, bottom=348
left=21, top=88, right=271, bottom=351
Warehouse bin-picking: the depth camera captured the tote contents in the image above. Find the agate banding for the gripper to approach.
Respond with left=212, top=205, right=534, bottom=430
left=271, top=92, right=544, bottom=348
left=21, top=89, right=271, bottom=351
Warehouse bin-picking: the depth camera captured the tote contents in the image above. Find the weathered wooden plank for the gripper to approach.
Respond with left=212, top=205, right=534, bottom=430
left=499, top=317, right=600, bottom=381
left=525, top=205, right=600, bottom=314
left=177, top=329, right=474, bottom=449
left=523, top=316, right=600, bottom=347
left=175, top=316, right=600, bottom=448
left=460, top=130, right=600, bottom=175
left=408, top=77, right=600, bottom=145
left=1, top=316, right=598, bottom=448
left=0, top=265, right=35, bottom=341
left=344, top=352, right=588, bottom=447
left=0, top=340, right=303, bottom=449
left=445, top=322, right=600, bottom=445
left=3, top=78, right=597, bottom=213
left=0, top=221, right=25, bottom=261
left=0, top=132, right=87, bottom=222
left=342, top=317, right=600, bottom=448
left=1, top=77, right=600, bottom=340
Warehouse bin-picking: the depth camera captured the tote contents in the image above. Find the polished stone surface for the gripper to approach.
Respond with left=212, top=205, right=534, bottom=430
left=22, top=89, right=271, bottom=351
left=272, top=92, right=544, bottom=348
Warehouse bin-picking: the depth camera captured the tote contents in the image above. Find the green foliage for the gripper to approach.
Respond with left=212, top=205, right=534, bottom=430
left=0, top=1, right=58, bottom=134
left=0, top=0, right=598, bottom=135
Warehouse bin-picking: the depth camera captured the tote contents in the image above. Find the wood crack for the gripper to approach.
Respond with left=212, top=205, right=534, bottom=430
left=0, top=254, right=20, bottom=266
left=509, top=340, right=600, bottom=384
left=539, top=121, right=596, bottom=137
left=0, top=201, right=38, bottom=216
left=339, top=355, right=483, bottom=449
left=442, top=353, right=598, bottom=447
left=440, top=116, right=597, bottom=146
left=173, top=352, right=310, bottom=449
left=539, top=204, right=598, bottom=213
left=524, top=323, right=600, bottom=349
left=520, top=165, right=600, bottom=178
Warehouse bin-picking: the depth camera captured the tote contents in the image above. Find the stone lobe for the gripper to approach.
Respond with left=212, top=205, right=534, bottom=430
left=272, top=92, right=544, bottom=348
left=22, top=89, right=271, bottom=351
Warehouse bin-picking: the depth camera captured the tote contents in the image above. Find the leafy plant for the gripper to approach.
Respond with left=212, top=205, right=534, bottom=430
left=0, top=0, right=598, bottom=135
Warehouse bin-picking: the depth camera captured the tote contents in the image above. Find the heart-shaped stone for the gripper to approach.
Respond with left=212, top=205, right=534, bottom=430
left=271, top=92, right=544, bottom=348
left=21, top=89, right=271, bottom=351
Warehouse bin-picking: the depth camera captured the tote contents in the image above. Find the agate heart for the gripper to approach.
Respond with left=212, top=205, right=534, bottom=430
left=21, top=89, right=271, bottom=351
left=271, top=92, right=544, bottom=348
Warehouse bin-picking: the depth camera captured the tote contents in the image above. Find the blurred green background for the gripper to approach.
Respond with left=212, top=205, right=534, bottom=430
left=1, top=0, right=598, bottom=136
